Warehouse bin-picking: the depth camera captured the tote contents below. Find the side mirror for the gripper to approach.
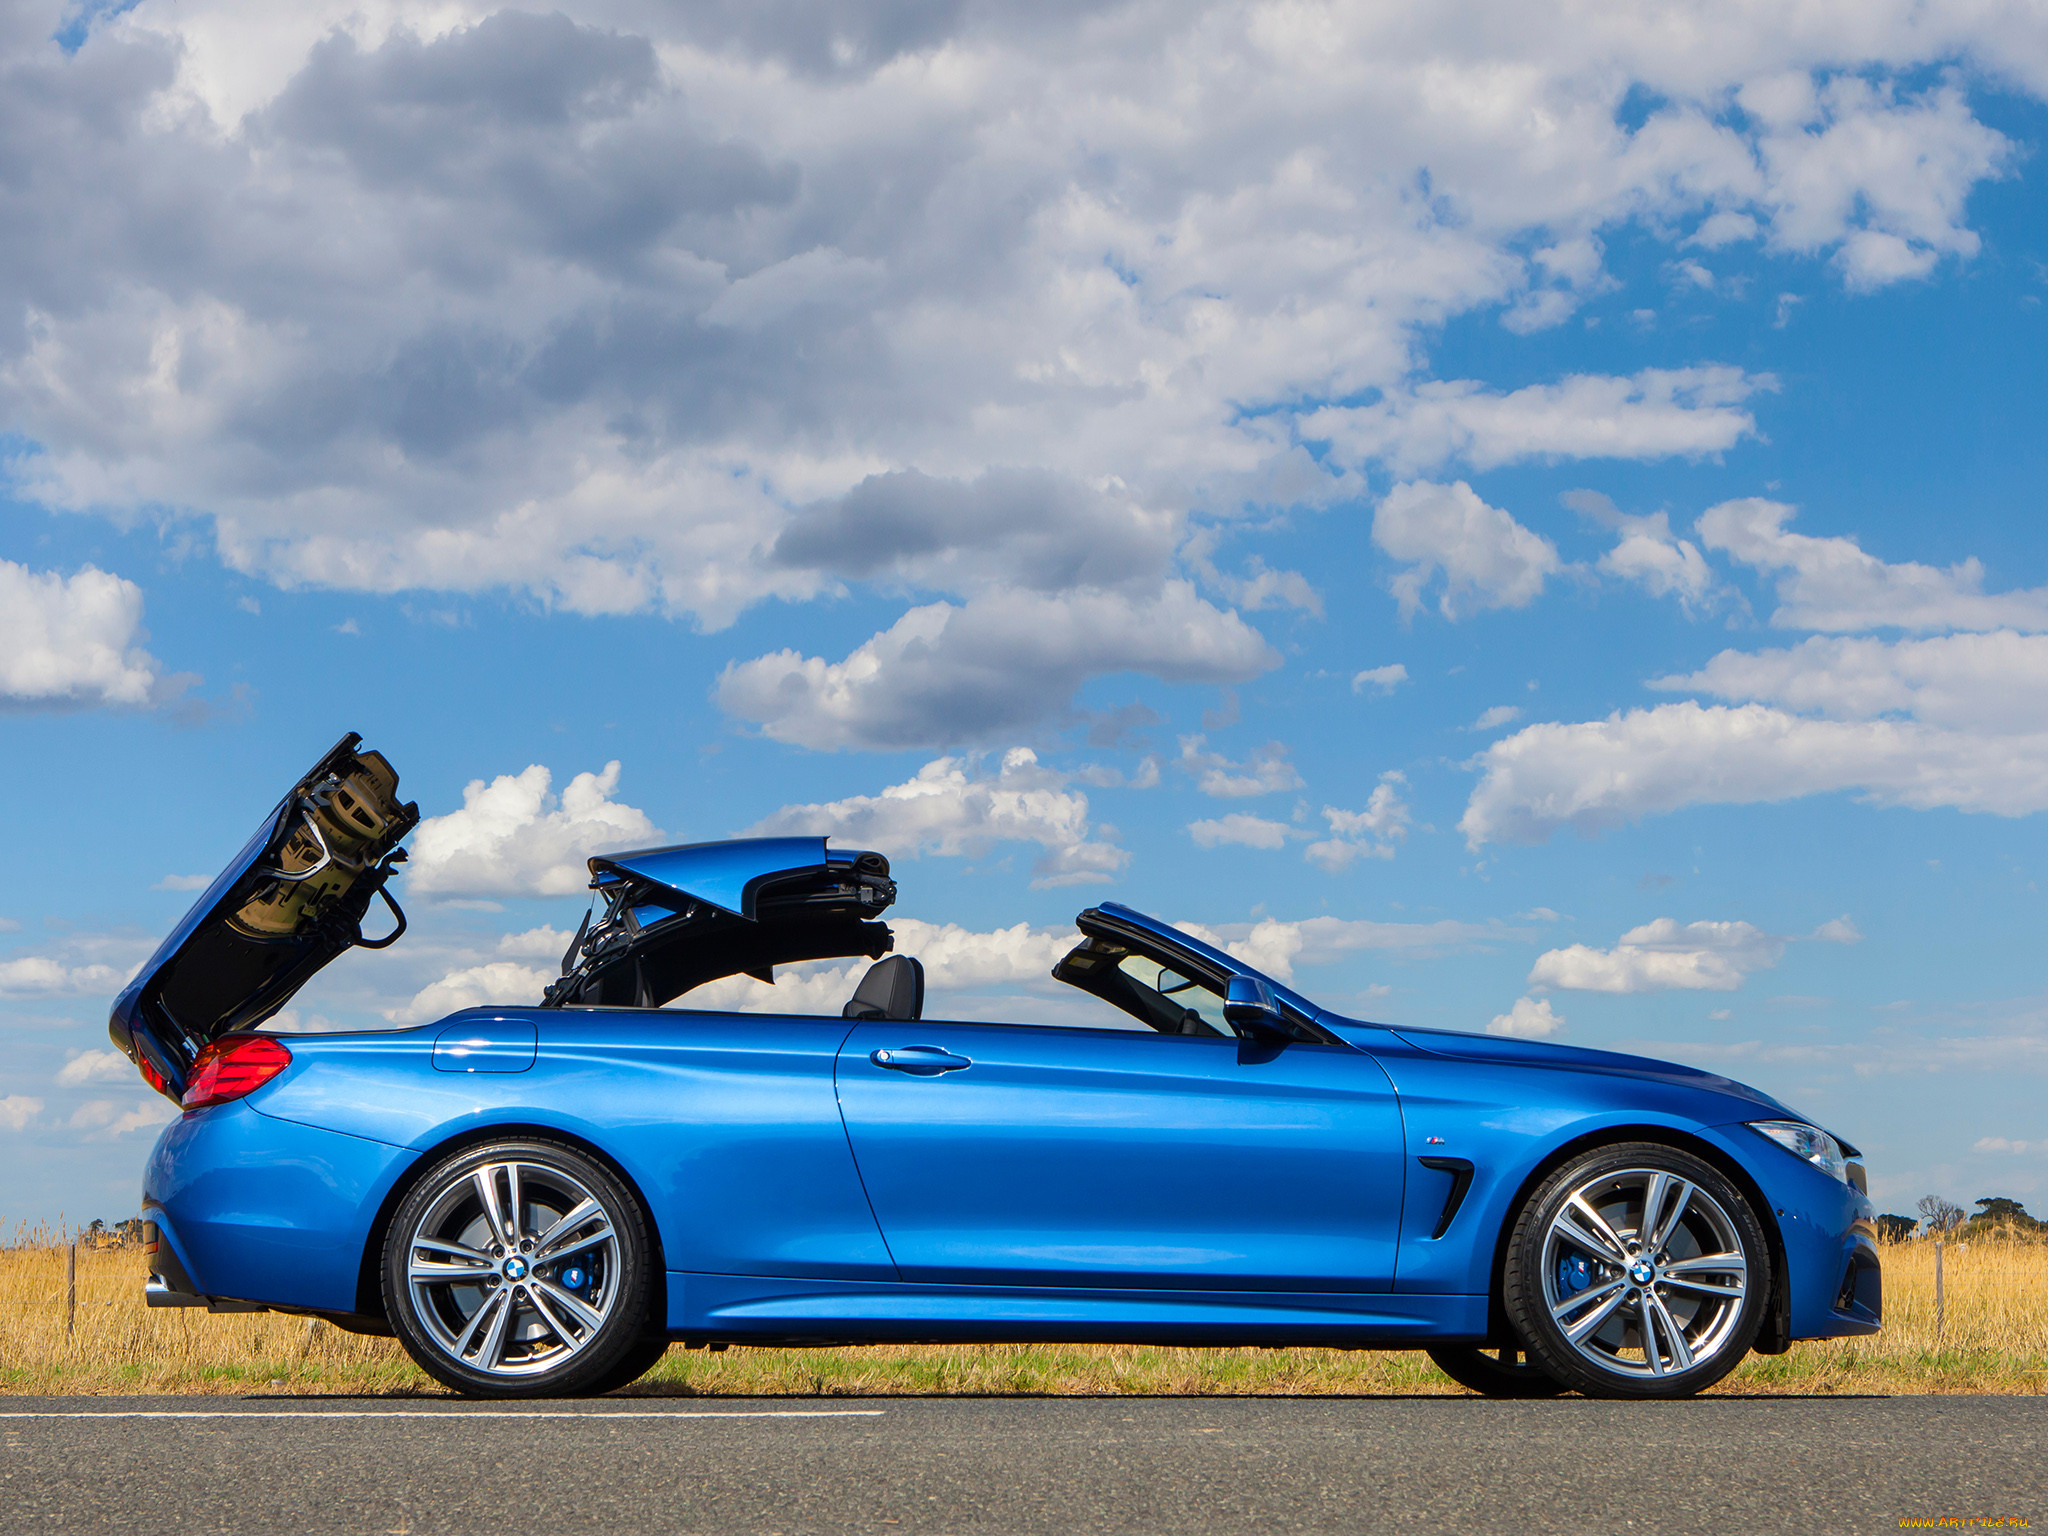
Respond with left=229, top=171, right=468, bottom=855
left=1223, top=974, right=1288, bottom=1039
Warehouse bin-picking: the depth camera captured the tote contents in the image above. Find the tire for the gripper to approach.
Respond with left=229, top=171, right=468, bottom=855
left=585, top=1334, right=673, bottom=1395
left=1425, top=1343, right=1568, bottom=1398
left=382, top=1138, right=655, bottom=1398
left=1503, top=1141, right=1768, bottom=1400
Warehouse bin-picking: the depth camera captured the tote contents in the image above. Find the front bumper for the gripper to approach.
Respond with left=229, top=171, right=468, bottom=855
left=1703, top=1121, right=1880, bottom=1340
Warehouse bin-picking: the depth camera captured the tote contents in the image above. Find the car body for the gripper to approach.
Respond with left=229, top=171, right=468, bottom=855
left=115, top=736, right=1880, bottom=1398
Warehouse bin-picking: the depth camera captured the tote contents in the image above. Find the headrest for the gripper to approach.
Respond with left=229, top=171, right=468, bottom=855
left=843, top=955, right=925, bottom=1021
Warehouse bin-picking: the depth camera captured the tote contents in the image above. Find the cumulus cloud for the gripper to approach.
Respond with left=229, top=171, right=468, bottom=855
left=0, top=956, right=132, bottom=997
left=390, top=959, right=558, bottom=1026
left=1352, top=664, right=1408, bottom=695
left=1177, top=913, right=1510, bottom=984
left=1306, top=774, right=1414, bottom=871
left=1656, top=631, right=2048, bottom=733
left=69, top=1096, right=177, bottom=1138
left=1461, top=702, right=2048, bottom=846
left=57, top=1050, right=135, bottom=1087
left=404, top=761, right=660, bottom=899
left=0, top=0, right=2030, bottom=740
left=1530, top=918, right=1786, bottom=993
left=749, top=749, right=1126, bottom=887
left=1176, top=736, right=1303, bottom=799
left=1305, top=367, right=1766, bottom=476
left=718, top=584, right=1277, bottom=751
left=1975, top=1137, right=2041, bottom=1154
left=0, top=561, right=169, bottom=709
left=0, top=1095, right=43, bottom=1132
left=1373, top=482, right=1561, bottom=622
left=1699, top=500, right=2048, bottom=633
left=1527, top=913, right=1860, bottom=993
left=1471, top=705, right=1524, bottom=732
left=1490, top=997, right=1565, bottom=1038
left=1188, top=813, right=1294, bottom=851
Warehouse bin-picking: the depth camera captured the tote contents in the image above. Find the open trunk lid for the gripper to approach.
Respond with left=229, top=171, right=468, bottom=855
left=110, top=733, right=418, bottom=1099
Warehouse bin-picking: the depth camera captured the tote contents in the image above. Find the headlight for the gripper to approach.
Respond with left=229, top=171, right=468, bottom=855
left=1749, top=1120, right=1848, bottom=1184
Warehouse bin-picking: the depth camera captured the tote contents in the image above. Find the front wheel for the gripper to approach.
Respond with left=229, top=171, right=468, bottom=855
left=1503, top=1142, right=1768, bottom=1400
left=382, top=1138, right=655, bottom=1398
left=1425, top=1343, right=1567, bottom=1398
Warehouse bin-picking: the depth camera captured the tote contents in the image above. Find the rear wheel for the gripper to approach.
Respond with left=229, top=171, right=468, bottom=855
left=382, top=1138, right=654, bottom=1398
left=1503, top=1142, right=1767, bottom=1400
left=585, top=1334, right=673, bottom=1395
left=1425, top=1343, right=1567, bottom=1398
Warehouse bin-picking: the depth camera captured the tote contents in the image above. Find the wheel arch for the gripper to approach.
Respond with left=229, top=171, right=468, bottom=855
left=1479, top=1124, right=1789, bottom=1353
left=353, top=1121, right=670, bottom=1330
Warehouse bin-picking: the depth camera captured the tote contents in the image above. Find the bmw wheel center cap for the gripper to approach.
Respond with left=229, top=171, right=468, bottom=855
left=503, top=1256, right=529, bottom=1280
left=1629, top=1258, right=1655, bottom=1286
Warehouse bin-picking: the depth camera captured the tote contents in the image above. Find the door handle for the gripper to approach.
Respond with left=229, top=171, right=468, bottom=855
left=870, top=1045, right=972, bottom=1076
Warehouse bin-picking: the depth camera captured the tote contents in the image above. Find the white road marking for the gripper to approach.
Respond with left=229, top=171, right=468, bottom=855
left=0, top=1409, right=885, bottom=1420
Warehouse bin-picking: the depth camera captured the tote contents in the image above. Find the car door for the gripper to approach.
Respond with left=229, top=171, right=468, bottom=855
left=835, top=1018, right=1407, bottom=1292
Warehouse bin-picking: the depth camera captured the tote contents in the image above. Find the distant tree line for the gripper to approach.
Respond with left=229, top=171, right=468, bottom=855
left=1875, top=1196, right=2044, bottom=1241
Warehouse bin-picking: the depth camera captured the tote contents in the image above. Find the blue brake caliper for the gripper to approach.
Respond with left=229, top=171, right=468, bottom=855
left=1557, top=1253, right=1593, bottom=1296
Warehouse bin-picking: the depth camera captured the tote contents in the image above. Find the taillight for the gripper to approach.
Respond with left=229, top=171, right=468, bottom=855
left=182, top=1036, right=293, bottom=1110
left=136, top=1055, right=170, bottom=1096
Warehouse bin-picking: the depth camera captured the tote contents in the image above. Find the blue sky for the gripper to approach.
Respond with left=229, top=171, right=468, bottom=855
left=3, top=0, right=2046, bottom=1227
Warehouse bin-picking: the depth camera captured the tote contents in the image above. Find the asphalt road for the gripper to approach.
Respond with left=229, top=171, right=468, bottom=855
left=2, top=1393, right=2041, bottom=1534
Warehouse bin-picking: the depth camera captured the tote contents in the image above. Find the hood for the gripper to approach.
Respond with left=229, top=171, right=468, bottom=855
left=1383, top=1023, right=1799, bottom=1117
left=109, top=734, right=417, bottom=1097
left=541, top=837, right=898, bottom=1008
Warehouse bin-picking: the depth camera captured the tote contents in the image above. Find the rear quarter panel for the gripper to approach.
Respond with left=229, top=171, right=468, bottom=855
left=250, top=1007, right=894, bottom=1282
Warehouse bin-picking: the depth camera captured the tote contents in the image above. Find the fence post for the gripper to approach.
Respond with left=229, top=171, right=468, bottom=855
left=65, top=1242, right=77, bottom=1340
left=1934, top=1240, right=1944, bottom=1347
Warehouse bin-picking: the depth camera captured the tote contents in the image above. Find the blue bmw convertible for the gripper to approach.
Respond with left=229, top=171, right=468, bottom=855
left=111, top=736, right=1880, bottom=1399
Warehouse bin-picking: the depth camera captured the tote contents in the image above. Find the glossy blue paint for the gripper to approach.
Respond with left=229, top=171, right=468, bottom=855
left=142, top=1099, right=415, bottom=1312
left=251, top=1007, right=896, bottom=1284
left=593, top=836, right=834, bottom=918
left=124, top=844, right=1882, bottom=1356
left=431, top=1018, right=537, bottom=1073
left=667, top=1272, right=1488, bottom=1343
left=835, top=1020, right=1407, bottom=1291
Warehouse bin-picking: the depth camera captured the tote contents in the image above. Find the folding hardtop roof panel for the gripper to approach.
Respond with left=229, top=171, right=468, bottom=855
left=589, top=836, right=832, bottom=920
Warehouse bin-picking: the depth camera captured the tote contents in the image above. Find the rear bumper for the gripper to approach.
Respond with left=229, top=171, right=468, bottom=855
left=142, top=1099, right=417, bottom=1315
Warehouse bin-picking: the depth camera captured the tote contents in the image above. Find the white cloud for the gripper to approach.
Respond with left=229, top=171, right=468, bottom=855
left=1177, top=913, right=1508, bottom=984
left=718, top=584, right=1278, bottom=752
left=1490, top=996, right=1565, bottom=1038
left=69, top=1096, right=177, bottom=1138
left=0, top=956, right=132, bottom=997
left=1973, top=1137, right=2040, bottom=1154
left=0, top=0, right=2025, bottom=740
left=390, top=960, right=557, bottom=1026
left=1525, top=913, right=1858, bottom=993
left=1461, top=701, right=2048, bottom=846
left=1373, top=481, right=1561, bottom=622
left=1656, top=631, right=2048, bottom=734
left=1188, top=813, right=1294, bottom=850
left=1176, top=735, right=1303, bottom=799
left=404, top=761, right=660, bottom=899
left=1698, top=499, right=2048, bottom=633
left=0, top=1095, right=43, bottom=1132
left=57, top=1050, right=136, bottom=1087
left=0, top=561, right=168, bottom=709
left=1471, top=705, right=1523, bottom=732
left=1599, top=514, right=1718, bottom=608
left=1530, top=918, right=1785, bottom=993
left=1352, top=664, right=1408, bottom=695
left=749, top=749, right=1126, bottom=888
left=152, top=874, right=210, bottom=892
left=1306, top=773, right=1413, bottom=871
left=1306, top=367, right=1766, bottom=476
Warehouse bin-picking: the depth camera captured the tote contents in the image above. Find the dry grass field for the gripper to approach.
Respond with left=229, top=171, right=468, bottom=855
left=3, top=1231, right=2043, bottom=1397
